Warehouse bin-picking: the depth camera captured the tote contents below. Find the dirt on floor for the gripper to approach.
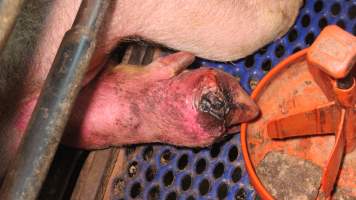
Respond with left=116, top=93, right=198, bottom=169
left=256, top=151, right=356, bottom=200
left=256, top=151, right=322, bottom=200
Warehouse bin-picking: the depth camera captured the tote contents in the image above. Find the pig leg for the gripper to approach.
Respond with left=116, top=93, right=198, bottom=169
left=63, top=52, right=196, bottom=149
left=63, top=51, right=258, bottom=149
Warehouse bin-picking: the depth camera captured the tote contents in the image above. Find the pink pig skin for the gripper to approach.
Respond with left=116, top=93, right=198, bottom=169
left=62, top=52, right=259, bottom=148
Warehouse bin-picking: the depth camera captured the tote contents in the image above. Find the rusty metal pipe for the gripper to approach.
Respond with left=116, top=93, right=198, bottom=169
left=0, top=1, right=110, bottom=199
left=0, top=0, right=25, bottom=55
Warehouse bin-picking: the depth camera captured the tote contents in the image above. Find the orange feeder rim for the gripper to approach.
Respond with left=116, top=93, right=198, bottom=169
left=240, top=49, right=308, bottom=200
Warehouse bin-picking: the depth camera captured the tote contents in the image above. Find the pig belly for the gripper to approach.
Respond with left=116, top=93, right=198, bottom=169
left=23, top=0, right=303, bottom=93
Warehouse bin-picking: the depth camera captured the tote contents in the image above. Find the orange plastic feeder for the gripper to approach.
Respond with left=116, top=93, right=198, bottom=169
left=241, top=25, right=356, bottom=200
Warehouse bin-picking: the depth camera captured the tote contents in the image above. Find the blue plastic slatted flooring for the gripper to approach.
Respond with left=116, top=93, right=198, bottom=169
left=118, top=1, right=356, bottom=199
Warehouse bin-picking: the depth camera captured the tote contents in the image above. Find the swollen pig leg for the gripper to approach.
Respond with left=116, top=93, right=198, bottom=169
left=63, top=52, right=258, bottom=149
left=63, top=52, right=196, bottom=148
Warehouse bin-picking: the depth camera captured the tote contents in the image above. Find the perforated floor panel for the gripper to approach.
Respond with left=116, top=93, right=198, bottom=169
left=116, top=1, right=356, bottom=199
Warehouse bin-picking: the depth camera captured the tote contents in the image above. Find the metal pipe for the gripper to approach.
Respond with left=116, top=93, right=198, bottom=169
left=0, top=1, right=110, bottom=199
left=0, top=0, right=25, bottom=55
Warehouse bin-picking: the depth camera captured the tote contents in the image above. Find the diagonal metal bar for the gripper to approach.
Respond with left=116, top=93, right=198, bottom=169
left=0, top=1, right=111, bottom=200
left=0, top=0, right=25, bottom=55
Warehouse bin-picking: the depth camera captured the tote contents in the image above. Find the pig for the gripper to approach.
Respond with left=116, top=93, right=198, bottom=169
left=62, top=52, right=259, bottom=148
left=0, top=0, right=301, bottom=180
